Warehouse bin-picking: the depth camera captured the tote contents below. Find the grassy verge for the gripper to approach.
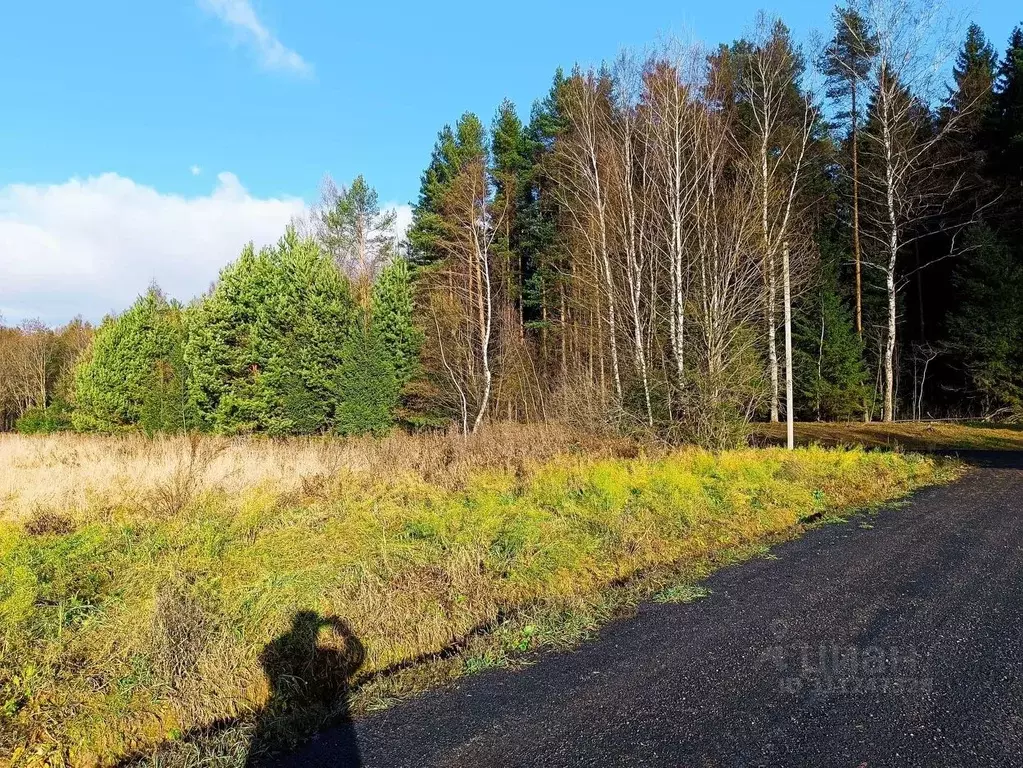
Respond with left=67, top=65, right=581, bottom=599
left=755, top=421, right=1023, bottom=452
left=0, top=433, right=955, bottom=767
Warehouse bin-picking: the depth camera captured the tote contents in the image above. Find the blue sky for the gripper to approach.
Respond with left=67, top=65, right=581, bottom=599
left=1, top=0, right=1019, bottom=323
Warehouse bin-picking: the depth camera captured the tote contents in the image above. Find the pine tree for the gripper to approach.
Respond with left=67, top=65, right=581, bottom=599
left=408, top=114, right=487, bottom=267
left=491, top=100, right=529, bottom=333
left=72, top=287, right=187, bottom=432
left=314, top=175, right=397, bottom=303
left=820, top=4, right=879, bottom=339
left=185, top=229, right=358, bottom=435
left=519, top=71, right=570, bottom=364
left=370, top=257, right=423, bottom=390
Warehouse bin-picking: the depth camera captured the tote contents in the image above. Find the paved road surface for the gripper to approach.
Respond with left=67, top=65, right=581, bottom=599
left=281, top=452, right=1023, bottom=768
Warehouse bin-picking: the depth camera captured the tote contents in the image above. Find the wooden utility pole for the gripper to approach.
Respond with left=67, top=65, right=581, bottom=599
left=783, top=242, right=794, bottom=451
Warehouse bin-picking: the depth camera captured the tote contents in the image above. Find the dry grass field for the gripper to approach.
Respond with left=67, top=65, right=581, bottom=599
left=755, top=421, right=1023, bottom=452
left=0, top=427, right=955, bottom=767
left=0, top=425, right=636, bottom=525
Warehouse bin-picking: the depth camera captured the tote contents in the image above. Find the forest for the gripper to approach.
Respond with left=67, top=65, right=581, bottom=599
left=2, top=2, right=1022, bottom=445
left=5, top=3, right=1023, bottom=765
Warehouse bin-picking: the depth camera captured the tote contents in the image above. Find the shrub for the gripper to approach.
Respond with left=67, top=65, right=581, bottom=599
left=23, top=510, right=76, bottom=537
left=14, top=402, right=72, bottom=434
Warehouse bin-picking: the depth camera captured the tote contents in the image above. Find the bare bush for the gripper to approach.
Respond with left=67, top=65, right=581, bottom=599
left=146, top=434, right=226, bottom=517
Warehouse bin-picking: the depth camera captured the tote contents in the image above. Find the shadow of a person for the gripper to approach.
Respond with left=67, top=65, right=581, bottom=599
left=246, top=611, right=365, bottom=767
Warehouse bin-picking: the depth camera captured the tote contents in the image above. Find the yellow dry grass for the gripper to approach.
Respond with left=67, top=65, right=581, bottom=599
left=0, top=425, right=633, bottom=523
left=755, top=421, right=1023, bottom=452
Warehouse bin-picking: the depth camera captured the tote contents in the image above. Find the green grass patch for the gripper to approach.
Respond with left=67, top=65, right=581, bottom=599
left=0, top=444, right=956, bottom=766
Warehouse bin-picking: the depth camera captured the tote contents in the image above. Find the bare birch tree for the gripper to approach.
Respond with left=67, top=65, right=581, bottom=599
left=644, top=48, right=706, bottom=393
left=736, top=16, right=817, bottom=422
left=550, top=70, right=624, bottom=404
left=607, top=54, right=656, bottom=426
left=858, top=0, right=970, bottom=421
left=431, top=157, right=505, bottom=434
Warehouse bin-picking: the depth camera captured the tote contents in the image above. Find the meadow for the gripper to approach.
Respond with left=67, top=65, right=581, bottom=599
left=0, top=427, right=954, bottom=766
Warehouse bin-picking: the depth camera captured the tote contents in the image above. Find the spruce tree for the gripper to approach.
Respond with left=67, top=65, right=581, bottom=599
left=792, top=262, right=869, bottom=421
left=939, top=23, right=998, bottom=218
left=989, top=26, right=1023, bottom=224
left=948, top=24, right=998, bottom=133
left=948, top=224, right=1023, bottom=416
left=407, top=127, right=457, bottom=268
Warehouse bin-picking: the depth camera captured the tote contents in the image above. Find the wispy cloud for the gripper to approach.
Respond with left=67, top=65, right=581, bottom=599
left=190, top=165, right=203, bottom=176
left=200, top=0, right=312, bottom=77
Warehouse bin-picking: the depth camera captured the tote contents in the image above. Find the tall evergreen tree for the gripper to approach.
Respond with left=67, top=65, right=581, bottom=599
left=334, top=327, right=400, bottom=436
left=185, top=229, right=357, bottom=435
left=406, top=126, right=456, bottom=268
left=940, top=24, right=998, bottom=194
left=72, top=287, right=188, bottom=432
left=948, top=224, right=1023, bottom=416
left=370, top=257, right=423, bottom=391
left=519, top=71, right=570, bottom=364
left=408, top=114, right=487, bottom=267
left=948, top=23, right=998, bottom=133
left=491, top=100, right=529, bottom=333
left=792, top=260, right=869, bottom=421
left=820, top=4, right=879, bottom=339
left=315, top=175, right=397, bottom=303
left=989, top=26, right=1023, bottom=224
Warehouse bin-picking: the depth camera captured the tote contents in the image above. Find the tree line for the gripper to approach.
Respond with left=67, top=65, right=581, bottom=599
left=407, top=0, right=1023, bottom=440
left=2, top=0, right=1021, bottom=442
left=2, top=180, right=420, bottom=436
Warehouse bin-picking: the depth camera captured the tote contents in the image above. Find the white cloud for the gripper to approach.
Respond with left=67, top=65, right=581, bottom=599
left=191, top=165, right=203, bottom=176
left=200, top=0, right=312, bottom=77
left=0, top=173, right=306, bottom=324
left=384, top=202, right=414, bottom=243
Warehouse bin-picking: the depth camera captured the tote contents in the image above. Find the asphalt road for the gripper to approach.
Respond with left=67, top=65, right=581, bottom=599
left=282, top=452, right=1023, bottom=768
